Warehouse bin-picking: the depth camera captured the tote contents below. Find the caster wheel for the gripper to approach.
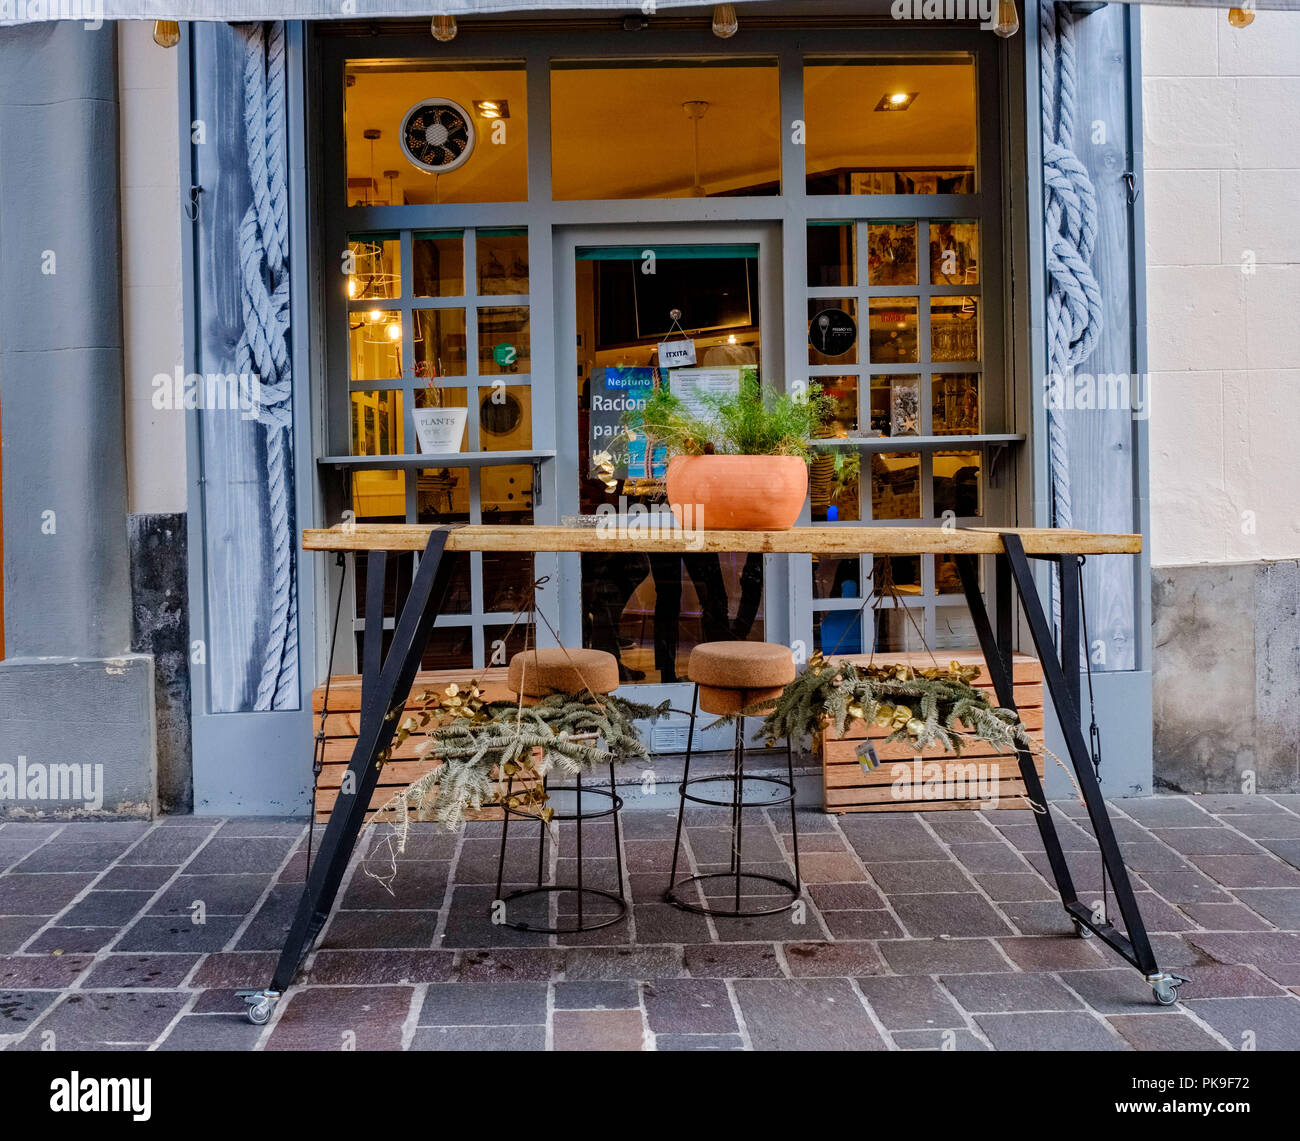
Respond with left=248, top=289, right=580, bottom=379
left=237, top=989, right=279, bottom=1025
left=1149, top=973, right=1188, bottom=1007
left=1072, top=919, right=1094, bottom=939
left=247, top=998, right=272, bottom=1025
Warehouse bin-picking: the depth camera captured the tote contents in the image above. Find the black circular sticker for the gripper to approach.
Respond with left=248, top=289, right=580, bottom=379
left=809, top=308, right=857, bottom=357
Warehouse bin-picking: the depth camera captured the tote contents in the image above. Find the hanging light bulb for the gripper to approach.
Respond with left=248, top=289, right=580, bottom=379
left=431, top=14, right=458, bottom=42
left=153, top=21, right=180, bottom=49
left=1227, top=7, right=1255, bottom=28
left=992, top=0, right=1019, bottom=38
left=712, top=4, right=739, bottom=39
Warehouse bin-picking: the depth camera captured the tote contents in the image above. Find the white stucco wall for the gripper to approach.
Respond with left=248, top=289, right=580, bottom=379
left=1143, top=6, right=1300, bottom=567
left=119, top=20, right=186, bottom=516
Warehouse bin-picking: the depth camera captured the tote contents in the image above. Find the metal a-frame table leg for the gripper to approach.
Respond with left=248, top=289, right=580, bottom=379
left=957, top=536, right=1186, bottom=1006
left=238, top=527, right=459, bottom=1025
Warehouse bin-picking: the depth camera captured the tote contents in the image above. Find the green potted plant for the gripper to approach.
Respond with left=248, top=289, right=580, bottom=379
left=600, top=372, right=835, bottom=531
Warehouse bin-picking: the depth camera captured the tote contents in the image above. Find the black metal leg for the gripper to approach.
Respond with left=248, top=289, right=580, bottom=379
left=575, top=768, right=584, bottom=929
left=999, top=535, right=1160, bottom=978
left=957, top=554, right=1080, bottom=908
left=1058, top=553, right=1082, bottom=718
left=666, top=684, right=698, bottom=890
left=495, top=774, right=514, bottom=903
left=265, top=528, right=460, bottom=995
left=360, top=549, right=387, bottom=719
left=610, top=763, right=626, bottom=902
left=786, top=737, right=801, bottom=889
left=732, top=717, right=744, bottom=911
left=536, top=775, right=547, bottom=888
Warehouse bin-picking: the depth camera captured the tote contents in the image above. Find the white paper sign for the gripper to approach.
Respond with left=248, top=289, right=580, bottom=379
left=669, top=367, right=742, bottom=420
left=659, top=338, right=697, bottom=369
left=412, top=406, right=468, bottom=454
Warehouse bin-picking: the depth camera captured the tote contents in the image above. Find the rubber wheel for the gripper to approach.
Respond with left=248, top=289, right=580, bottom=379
left=247, top=999, right=272, bottom=1025
left=1152, top=983, right=1178, bottom=1007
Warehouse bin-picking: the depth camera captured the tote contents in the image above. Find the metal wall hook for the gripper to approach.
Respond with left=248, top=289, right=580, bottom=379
left=1122, top=171, right=1139, bottom=205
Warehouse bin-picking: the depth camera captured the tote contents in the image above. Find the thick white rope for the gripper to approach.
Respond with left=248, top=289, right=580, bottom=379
left=235, top=21, right=297, bottom=711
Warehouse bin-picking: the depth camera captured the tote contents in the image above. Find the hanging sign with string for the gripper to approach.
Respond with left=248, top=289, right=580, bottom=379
left=658, top=308, right=697, bottom=368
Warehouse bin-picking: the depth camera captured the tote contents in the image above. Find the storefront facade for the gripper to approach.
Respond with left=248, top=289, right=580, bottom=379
left=3, top=0, right=1210, bottom=817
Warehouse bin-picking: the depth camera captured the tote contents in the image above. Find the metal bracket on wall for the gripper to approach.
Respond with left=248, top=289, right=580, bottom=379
left=987, top=440, right=1013, bottom=489
left=183, top=184, right=203, bottom=223
left=1122, top=171, right=1140, bottom=206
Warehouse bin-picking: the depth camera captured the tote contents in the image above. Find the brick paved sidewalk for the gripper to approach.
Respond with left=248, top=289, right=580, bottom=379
left=2, top=794, right=1299, bottom=1051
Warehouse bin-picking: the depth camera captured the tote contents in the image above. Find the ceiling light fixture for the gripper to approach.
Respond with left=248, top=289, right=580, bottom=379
left=874, top=92, right=918, bottom=112
left=712, top=4, right=739, bottom=39
left=683, top=101, right=711, bottom=198
left=1228, top=7, right=1255, bottom=27
left=992, top=0, right=1020, bottom=38
left=473, top=100, right=511, bottom=119
left=153, top=21, right=180, bottom=48
left=431, top=14, right=458, bottom=42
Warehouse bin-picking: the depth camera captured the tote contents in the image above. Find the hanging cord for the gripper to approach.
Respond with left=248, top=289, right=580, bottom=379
left=1076, top=554, right=1108, bottom=918
left=822, top=556, right=940, bottom=669
left=306, top=552, right=348, bottom=879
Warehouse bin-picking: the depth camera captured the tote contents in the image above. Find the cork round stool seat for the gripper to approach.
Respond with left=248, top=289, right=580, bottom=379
left=666, top=641, right=803, bottom=919
left=493, top=648, right=627, bottom=935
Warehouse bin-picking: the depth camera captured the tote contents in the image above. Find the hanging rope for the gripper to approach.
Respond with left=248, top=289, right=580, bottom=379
left=1041, top=1, right=1105, bottom=533
left=1041, top=2, right=1104, bottom=639
left=235, top=21, right=298, bottom=711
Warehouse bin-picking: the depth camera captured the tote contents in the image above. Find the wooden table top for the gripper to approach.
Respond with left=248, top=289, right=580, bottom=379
left=302, top=524, right=1142, bottom=557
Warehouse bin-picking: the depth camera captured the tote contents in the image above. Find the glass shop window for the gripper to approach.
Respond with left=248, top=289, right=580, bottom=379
left=804, top=55, right=978, bottom=195
left=344, top=61, right=528, bottom=205
left=550, top=60, right=781, bottom=200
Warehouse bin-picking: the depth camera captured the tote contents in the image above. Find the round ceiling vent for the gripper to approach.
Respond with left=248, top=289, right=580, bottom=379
left=399, top=98, right=476, bottom=175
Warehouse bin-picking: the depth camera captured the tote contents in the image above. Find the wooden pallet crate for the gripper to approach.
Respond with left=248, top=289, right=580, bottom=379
left=817, top=650, right=1045, bottom=813
left=311, top=668, right=529, bottom=823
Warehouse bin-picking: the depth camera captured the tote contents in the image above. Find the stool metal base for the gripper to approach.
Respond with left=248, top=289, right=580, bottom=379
left=666, top=871, right=800, bottom=918
left=497, top=885, right=628, bottom=934
left=494, top=764, right=627, bottom=935
left=666, top=681, right=803, bottom=919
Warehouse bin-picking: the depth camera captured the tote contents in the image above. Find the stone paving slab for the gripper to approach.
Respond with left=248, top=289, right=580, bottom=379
left=0, top=795, right=1298, bottom=1050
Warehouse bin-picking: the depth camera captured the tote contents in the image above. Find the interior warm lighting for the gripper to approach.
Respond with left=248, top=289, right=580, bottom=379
left=873, top=92, right=918, bottom=112
left=712, top=4, right=739, bottom=39
left=431, top=14, right=458, bottom=42
left=473, top=100, right=510, bottom=119
left=347, top=277, right=358, bottom=299
left=153, top=20, right=180, bottom=48
left=1228, top=7, right=1255, bottom=27
left=992, top=0, right=1020, bottom=38
left=368, top=309, right=382, bottom=323
left=727, top=334, right=738, bottom=344
left=385, top=322, right=402, bottom=341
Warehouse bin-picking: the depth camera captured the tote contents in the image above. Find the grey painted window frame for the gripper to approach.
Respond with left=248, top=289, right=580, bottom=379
left=312, top=22, right=1018, bottom=691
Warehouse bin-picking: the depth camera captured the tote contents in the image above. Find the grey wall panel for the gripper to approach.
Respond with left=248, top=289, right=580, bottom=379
left=1057, top=3, right=1140, bottom=674
left=0, top=22, right=131, bottom=661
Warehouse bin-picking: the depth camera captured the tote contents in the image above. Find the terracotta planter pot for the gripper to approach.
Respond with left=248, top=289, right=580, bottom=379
left=667, top=454, right=809, bottom=531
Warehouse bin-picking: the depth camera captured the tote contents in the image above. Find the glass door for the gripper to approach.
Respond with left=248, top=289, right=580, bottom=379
left=554, top=224, right=785, bottom=718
